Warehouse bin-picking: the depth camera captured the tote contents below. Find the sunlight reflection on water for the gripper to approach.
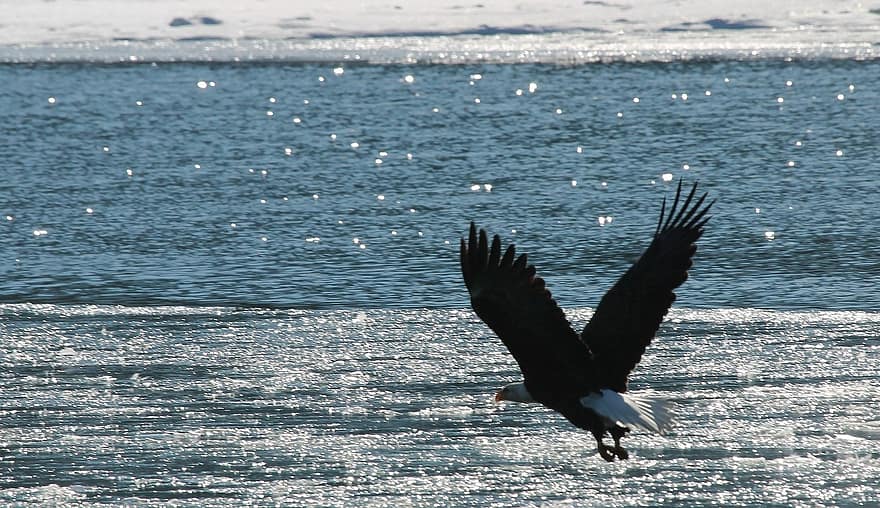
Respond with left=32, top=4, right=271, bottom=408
left=0, top=304, right=878, bottom=505
left=1, top=61, right=877, bottom=309
left=1, top=59, right=879, bottom=504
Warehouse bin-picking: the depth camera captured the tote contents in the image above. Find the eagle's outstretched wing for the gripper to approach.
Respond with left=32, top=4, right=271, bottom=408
left=581, top=180, right=713, bottom=392
left=461, top=223, right=595, bottom=396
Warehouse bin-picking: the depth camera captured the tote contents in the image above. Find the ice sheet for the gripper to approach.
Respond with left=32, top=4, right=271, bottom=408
left=1, top=0, right=877, bottom=62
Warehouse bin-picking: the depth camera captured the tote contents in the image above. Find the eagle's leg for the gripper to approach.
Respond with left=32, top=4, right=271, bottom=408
left=610, top=425, right=630, bottom=460
left=593, top=432, right=616, bottom=462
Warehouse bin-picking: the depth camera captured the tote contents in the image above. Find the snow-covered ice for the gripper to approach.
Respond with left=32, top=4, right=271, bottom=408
left=1, top=0, right=877, bottom=62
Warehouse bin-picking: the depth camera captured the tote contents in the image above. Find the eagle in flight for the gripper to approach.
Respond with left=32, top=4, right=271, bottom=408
left=460, top=180, right=713, bottom=461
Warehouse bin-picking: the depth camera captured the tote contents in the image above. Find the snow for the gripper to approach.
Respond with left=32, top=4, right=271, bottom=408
left=1, top=0, right=877, bottom=62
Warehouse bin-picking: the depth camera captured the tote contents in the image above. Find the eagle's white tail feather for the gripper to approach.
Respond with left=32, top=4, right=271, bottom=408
left=580, top=389, right=674, bottom=435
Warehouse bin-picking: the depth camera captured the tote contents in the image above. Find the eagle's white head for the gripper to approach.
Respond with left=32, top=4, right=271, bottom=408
left=494, top=382, right=536, bottom=403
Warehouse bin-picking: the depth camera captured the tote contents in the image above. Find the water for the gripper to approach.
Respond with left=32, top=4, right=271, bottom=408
left=2, top=306, right=879, bottom=505
left=1, top=59, right=879, bottom=505
left=2, top=60, right=878, bottom=309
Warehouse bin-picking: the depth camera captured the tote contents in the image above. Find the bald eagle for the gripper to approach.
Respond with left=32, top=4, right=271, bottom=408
left=460, top=180, right=713, bottom=461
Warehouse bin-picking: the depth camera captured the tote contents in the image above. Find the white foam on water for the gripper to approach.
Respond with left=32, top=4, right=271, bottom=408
left=1, top=0, right=878, bottom=62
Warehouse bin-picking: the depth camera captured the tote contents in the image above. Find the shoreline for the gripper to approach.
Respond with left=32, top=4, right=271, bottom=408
left=1, top=31, right=877, bottom=64
left=1, top=0, right=877, bottom=63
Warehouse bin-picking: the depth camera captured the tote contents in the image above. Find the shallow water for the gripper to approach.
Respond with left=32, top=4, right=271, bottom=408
left=1, top=305, right=879, bottom=506
left=1, top=60, right=879, bottom=505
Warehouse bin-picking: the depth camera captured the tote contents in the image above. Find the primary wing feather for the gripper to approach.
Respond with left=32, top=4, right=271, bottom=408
left=461, top=223, right=594, bottom=395
left=581, top=181, right=713, bottom=392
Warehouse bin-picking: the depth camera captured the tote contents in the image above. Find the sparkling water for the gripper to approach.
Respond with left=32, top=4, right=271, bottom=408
left=1, top=60, right=878, bottom=505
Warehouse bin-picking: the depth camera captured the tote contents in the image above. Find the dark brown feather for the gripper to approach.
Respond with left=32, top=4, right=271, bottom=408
left=460, top=222, right=595, bottom=398
left=581, top=180, right=713, bottom=392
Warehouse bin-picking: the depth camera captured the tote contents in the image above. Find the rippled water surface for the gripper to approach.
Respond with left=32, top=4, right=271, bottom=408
left=1, top=60, right=879, bottom=505
left=2, top=305, right=879, bottom=506
left=2, top=60, right=879, bottom=309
